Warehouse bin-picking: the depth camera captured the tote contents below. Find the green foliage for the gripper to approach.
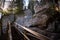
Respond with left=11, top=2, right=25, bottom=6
left=12, top=0, right=23, bottom=14
left=1, top=0, right=23, bottom=15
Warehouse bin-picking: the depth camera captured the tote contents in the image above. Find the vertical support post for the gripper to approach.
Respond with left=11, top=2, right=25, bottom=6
left=6, top=21, right=12, bottom=40
left=8, top=21, right=12, bottom=40
left=23, top=30, right=27, bottom=40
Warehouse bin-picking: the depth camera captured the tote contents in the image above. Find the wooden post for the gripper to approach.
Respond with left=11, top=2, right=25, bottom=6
left=8, top=21, right=12, bottom=40
left=6, top=21, right=12, bottom=40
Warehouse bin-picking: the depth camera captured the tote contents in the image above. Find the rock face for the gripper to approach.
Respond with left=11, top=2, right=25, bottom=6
left=25, top=12, right=49, bottom=28
left=2, top=14, right=15, bottom=34
left=34, top=0, right=49, bottom=13
left=46, top=12, right=60, bottom=32
left=15, top=9, right=33, bottom=27
left=25, top=3, right=50, bottom=27
left=24, top=0, right=50, bottom=27
left=24, top=9, right=33, bottom=26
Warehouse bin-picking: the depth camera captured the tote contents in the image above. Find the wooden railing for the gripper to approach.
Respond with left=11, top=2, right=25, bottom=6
left=6, top=21, right=52, bottom=40
left=14, top=22, right=51, bottom=40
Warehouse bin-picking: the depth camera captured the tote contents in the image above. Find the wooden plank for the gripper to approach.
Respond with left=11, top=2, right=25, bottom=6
left=15, top=22, right=51, bottom=40
left=7, top=22, right=12, bottom=40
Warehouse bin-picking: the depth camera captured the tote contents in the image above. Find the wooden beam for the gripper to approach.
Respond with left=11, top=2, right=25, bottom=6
left=15, top=22, right=51, bottom=40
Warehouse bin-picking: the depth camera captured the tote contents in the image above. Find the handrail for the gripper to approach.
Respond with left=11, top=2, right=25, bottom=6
left=14, top=25, right=30, bottom=40
left=14, top=22, right=51, bottom=40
